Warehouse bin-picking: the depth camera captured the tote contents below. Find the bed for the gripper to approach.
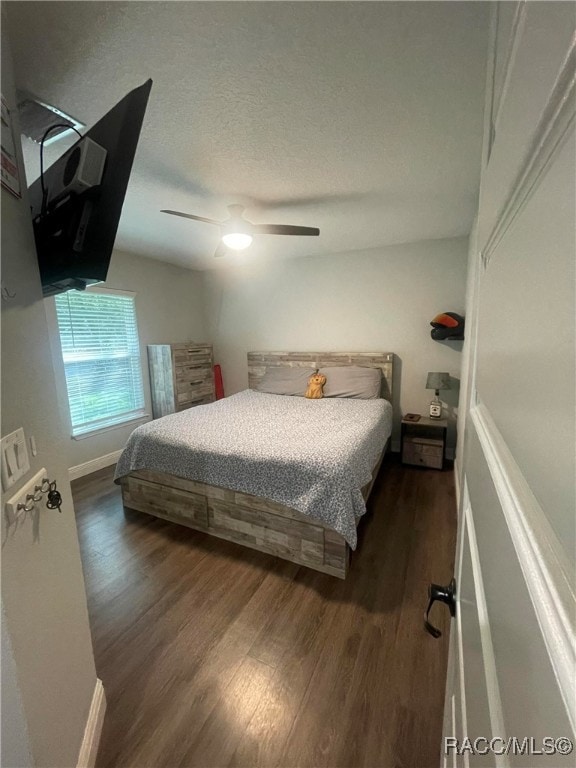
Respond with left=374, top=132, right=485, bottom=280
left=116, top=352, right=394, bottom=579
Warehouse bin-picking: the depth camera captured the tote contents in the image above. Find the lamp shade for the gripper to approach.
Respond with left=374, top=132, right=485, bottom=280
left=426, top=372, right=451, bottom=391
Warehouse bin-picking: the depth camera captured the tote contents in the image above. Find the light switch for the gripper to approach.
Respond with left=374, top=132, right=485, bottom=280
left=1, top=428, right=30, bottom=491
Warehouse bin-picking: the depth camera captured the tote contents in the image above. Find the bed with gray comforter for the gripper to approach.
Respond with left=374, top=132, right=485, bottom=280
left=114, top=389, right=393, bottom=548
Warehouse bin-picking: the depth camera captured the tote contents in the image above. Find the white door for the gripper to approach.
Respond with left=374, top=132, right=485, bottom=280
left=440, top=3, right=576, bottom=766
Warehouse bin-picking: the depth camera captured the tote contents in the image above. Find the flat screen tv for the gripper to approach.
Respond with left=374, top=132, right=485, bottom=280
left=28, top=79, right=152, bottom=297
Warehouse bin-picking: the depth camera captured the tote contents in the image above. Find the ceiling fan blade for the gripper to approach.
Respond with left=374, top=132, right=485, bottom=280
left=252, top=193, right=366, bottom=210
left=161, top=210, right=221, bottom=226
left=213, top=241, right=228, bottom=258
left=252, top=224, right=320, bottom=236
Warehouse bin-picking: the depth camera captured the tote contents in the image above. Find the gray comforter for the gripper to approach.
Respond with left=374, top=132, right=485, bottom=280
left=114, top=390, right=393, bottom=548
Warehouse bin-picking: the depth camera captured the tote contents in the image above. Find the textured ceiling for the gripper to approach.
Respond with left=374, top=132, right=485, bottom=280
left=7, top=1, right=489, bottom=270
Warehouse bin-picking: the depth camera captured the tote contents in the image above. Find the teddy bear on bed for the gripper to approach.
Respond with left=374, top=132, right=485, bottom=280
left=305, top=371, right=327, bottom=399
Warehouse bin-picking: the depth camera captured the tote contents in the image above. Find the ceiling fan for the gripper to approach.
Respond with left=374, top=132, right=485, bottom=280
left=160, top=204, right=320, bottom=258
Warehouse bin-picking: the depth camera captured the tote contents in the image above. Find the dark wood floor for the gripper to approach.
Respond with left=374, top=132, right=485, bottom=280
left=72, top=457, right=456, bottom=768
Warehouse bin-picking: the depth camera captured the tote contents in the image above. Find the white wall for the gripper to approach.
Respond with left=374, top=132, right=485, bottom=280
left=1, top=26, right=98, bottom=767
left=45, top=249, right=207, bottom=472
left=46, top=238, right=467, bottom=468
left=1, top=603, right=33, bottom=768
left=202, top=237, right=468, bottom=453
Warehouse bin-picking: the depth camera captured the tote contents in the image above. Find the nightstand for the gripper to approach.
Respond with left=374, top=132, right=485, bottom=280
left=401, top=416, right=447, bottom=470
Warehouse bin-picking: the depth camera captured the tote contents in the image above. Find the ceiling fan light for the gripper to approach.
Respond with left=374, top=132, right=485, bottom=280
left=222, top=232, right=253, bottom=250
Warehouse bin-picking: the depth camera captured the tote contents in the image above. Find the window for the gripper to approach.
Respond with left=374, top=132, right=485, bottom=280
left=54, top=289, right=146, bottom=437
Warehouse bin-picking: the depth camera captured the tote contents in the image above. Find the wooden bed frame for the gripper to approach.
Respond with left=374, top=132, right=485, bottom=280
left=120, top=352, right=394, bottom=579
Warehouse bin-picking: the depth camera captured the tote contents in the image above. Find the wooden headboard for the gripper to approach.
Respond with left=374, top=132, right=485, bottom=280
left=247, top=352, right=394, bottom=402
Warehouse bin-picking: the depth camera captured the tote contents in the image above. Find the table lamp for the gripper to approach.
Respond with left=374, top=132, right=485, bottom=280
left=426, top=372, right=450, bottom=418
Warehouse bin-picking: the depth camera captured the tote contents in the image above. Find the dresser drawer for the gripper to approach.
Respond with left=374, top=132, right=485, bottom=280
left=172, top=345, right=213, bottom=366
left=175, top=371, right=213, bottom=392
left=402, top=446, right=443, bottom=469
left=175, top=364, right=213, bottom=382
left=124, top=475, right=208, bottom=529
left=402, top=436, right=444, bottom=468
left=404, top=438, right=443, bottom=455
left=176, top=394, right=215, bottom=411
left=176, top=383, right=215, bottom=405
left=175, top=353, right=212, bottom=367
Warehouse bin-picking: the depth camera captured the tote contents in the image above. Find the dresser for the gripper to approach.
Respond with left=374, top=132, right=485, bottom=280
left=147, top=342, right=215, bottom=418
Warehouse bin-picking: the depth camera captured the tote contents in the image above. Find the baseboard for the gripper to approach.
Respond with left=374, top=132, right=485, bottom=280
left=77, top=678, right=106, bottom=768
left=69, top=450, right=122, bottom=481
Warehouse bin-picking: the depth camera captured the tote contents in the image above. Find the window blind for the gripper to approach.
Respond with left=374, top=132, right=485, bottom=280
left=54, top=290, right=146, bottom=436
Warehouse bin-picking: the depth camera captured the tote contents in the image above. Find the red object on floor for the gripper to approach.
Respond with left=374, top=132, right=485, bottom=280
left=214, top=364, right=224, bottom=399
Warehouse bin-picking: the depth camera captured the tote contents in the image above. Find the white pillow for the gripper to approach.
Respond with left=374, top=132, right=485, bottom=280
left=319, top=366, right=381, bottom=399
